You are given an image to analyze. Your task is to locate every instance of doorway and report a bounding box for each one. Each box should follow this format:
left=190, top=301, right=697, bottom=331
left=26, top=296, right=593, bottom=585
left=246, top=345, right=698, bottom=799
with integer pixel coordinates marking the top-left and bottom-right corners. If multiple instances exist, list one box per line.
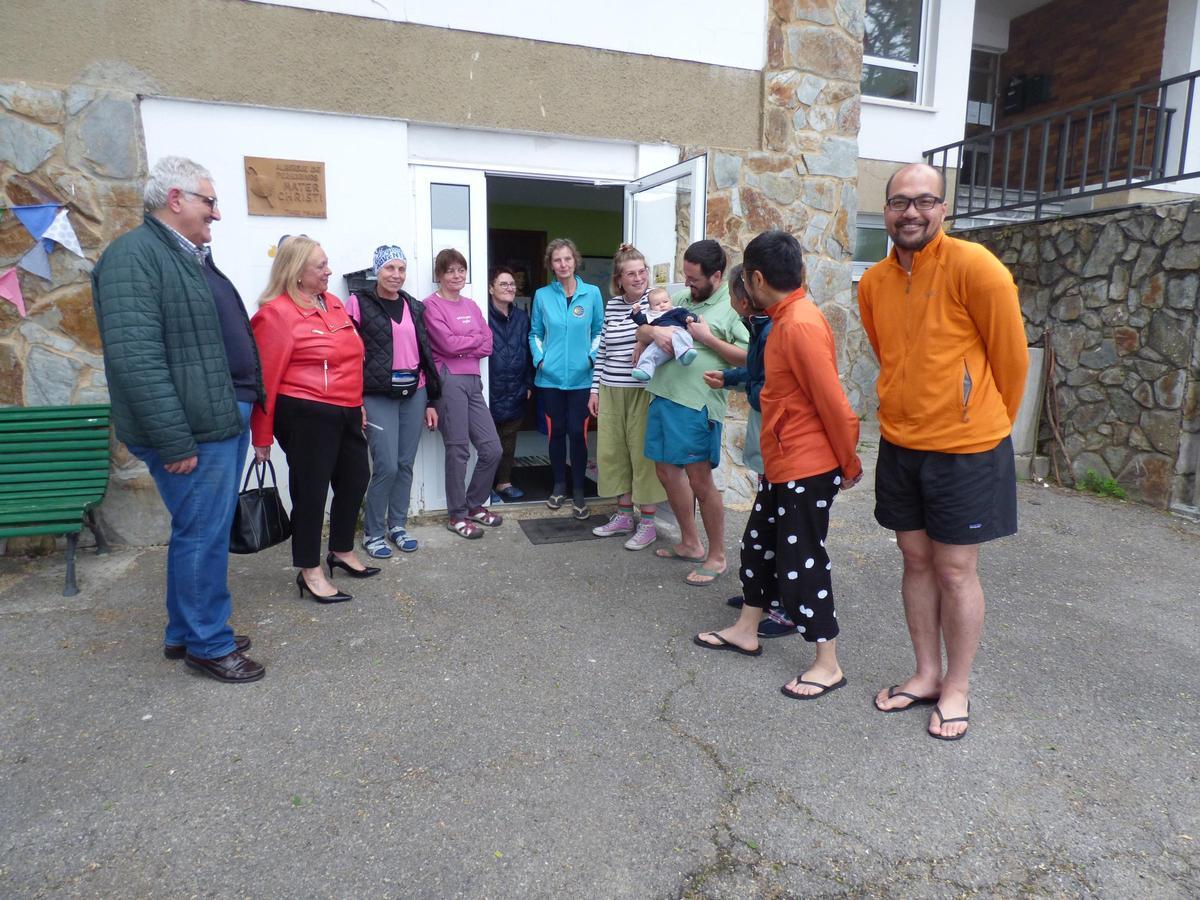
left=484, top=174, right=625, bottom=506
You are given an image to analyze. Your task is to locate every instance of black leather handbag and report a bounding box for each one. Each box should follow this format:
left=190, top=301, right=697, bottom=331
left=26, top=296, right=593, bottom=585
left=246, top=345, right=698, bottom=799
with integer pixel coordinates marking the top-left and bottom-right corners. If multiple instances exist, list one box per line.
left=230, top=460, right=292, bottom=554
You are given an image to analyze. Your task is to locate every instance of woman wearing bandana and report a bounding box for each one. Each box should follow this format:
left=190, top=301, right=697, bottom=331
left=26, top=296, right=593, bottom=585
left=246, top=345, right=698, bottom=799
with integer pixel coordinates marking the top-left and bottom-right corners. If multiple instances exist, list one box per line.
left=344, top=245, right=441, bottom=558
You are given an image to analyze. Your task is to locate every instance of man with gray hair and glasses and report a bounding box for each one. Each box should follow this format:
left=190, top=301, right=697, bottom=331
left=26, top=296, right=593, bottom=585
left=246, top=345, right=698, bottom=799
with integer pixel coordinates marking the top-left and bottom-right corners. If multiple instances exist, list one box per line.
left=92, top=157, right=267, bottom=683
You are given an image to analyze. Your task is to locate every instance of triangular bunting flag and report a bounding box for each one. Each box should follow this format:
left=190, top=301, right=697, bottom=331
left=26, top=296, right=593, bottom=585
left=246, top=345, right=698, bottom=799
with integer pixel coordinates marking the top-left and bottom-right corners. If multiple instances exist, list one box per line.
left=12, top=203, right=60, bottom=243
left=18, top=242, right=52, bottom=281
left=41, top=207, right=84, bottom=257
left=0, top=268, right=26, bottom=317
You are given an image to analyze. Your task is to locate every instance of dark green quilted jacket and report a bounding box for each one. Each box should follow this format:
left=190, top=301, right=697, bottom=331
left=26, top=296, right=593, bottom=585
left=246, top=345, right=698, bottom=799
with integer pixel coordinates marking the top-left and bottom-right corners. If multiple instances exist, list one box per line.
left=92, top=216, right=264, bottom=463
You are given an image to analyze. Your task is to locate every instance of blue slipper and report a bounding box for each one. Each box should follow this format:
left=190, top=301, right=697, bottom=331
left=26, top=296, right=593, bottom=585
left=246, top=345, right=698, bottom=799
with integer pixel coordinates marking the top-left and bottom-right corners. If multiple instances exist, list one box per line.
left=363, top=535, right=392, bottom=559
left=388, top=527, right=419, bottom=553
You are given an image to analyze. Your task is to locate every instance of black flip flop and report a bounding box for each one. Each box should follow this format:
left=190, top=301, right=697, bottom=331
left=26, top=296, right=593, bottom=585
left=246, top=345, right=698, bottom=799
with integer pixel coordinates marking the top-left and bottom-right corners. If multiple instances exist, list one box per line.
left=691, top=632, right=762, bottom=657
left=928, top=701, right=971, bottom=741
left=780, top=676, right=847, bottom=700
left=874, top=684, right=939, bottom=713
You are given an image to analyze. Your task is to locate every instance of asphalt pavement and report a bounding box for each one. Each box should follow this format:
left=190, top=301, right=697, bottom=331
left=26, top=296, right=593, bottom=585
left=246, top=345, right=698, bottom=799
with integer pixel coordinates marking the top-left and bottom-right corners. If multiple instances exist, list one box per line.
left=1, top=433, right=1197, bottom=898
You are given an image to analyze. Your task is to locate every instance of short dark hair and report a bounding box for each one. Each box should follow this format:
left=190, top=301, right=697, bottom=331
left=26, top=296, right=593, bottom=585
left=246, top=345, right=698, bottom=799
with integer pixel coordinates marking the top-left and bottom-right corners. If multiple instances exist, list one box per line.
left=434, top=247, right=468, bottom=279
left=488, top=265, right=516, bottom=287
left=884, top=163, right=947, bottom=201
left=742, top=230, right=804, bottom=293
left=683, top=240, right=726, bottom=278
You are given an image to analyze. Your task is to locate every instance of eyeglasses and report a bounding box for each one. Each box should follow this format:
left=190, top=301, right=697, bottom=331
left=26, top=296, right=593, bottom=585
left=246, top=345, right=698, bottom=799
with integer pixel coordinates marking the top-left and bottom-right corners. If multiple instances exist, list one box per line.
left=886, top=194, right=944, bottom=212
left=183, top=191, right=219, bottom=210
left=494, top=282, right=517, bottom=290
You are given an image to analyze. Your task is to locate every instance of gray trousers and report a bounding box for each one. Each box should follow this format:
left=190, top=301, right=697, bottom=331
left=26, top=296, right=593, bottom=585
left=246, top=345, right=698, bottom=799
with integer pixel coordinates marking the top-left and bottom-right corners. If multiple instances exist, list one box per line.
left=435, top=373, right=502, bottom=518
left=363, top=389, right=427, bottom=536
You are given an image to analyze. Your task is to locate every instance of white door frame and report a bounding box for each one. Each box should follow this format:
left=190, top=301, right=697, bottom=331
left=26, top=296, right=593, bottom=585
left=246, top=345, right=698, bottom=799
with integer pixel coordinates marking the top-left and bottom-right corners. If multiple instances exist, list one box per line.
left=411, top=165, right=490, bottom=515
left=623, top=154, right=708, bottom=246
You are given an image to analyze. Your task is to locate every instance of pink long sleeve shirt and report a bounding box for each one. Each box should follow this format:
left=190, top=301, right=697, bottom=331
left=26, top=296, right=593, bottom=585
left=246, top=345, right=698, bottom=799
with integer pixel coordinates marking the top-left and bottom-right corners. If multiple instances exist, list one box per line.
left=420, top=293, right=492, bottom=376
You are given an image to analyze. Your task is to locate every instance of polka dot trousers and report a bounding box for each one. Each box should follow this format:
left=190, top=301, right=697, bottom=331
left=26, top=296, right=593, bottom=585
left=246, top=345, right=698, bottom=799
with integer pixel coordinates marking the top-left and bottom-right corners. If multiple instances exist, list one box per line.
left=739, top=468, right=842, bottom=643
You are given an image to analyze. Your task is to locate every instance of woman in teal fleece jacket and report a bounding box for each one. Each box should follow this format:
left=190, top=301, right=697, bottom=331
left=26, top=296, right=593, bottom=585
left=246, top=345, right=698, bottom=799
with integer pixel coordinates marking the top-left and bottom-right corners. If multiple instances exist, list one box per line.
left=529, top=237, right=604, bottom=517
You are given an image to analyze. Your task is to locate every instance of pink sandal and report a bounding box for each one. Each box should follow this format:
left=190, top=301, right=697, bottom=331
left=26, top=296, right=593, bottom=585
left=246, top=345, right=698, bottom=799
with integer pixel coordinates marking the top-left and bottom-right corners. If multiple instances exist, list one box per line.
left=467, top=506, right=503, bottom=527
left=446, top=518, right=483, bottom=539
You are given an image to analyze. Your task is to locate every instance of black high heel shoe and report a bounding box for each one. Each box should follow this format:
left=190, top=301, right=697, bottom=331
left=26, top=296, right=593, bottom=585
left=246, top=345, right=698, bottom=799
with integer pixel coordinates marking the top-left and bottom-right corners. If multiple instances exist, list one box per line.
left=326, top=553, right=381, bottom=579
left=296, top=572, right=352, bottom=604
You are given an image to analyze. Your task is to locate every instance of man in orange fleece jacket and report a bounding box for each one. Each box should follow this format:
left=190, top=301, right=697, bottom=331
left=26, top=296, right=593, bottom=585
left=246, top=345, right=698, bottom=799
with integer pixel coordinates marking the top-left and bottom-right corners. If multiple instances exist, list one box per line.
left=858, top=163, right=1028, bottom=741
left=693, top=230, right=862, bottom=701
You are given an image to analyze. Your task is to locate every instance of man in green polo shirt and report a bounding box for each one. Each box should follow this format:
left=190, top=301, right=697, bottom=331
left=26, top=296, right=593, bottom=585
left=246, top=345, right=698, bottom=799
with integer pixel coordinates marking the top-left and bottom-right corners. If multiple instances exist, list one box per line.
left=636, top=240, right=749, bottom=587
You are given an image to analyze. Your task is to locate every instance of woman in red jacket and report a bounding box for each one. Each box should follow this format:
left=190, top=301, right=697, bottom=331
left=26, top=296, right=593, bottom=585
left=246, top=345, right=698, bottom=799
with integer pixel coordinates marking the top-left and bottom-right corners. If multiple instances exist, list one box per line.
left=251, top=236, right=377, bottom=603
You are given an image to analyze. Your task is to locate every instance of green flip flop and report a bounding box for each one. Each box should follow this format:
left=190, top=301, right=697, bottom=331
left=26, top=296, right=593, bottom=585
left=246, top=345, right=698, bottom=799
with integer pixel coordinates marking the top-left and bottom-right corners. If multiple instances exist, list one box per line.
left=685, top=565, right=726, bottom=587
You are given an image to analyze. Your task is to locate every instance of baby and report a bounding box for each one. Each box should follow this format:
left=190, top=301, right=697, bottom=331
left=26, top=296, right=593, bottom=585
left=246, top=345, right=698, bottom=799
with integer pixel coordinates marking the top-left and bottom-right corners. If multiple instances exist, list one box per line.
left=629, top=287, right=699, bottom=382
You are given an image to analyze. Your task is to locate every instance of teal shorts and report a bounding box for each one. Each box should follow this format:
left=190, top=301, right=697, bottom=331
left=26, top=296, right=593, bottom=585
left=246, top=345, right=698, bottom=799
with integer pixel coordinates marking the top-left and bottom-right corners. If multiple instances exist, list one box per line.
left=644, top=396, right=722, bottom=468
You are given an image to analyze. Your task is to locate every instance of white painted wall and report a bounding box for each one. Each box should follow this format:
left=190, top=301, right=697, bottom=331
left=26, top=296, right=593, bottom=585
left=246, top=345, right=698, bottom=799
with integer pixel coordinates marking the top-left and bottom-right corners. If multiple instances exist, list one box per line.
left=859, top=0, right=978, bottom=166
left=1154, top=0, right=1200, bottom=193
left=972, top=0, right=1054, bottom=51
left=243, top=0, right=768, bottom=71
left=141, top=98, right=412, bottom=310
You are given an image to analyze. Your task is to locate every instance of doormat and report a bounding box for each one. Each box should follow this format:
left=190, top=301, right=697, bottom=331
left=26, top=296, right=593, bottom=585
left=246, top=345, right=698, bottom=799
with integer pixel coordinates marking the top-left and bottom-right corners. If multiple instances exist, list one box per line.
left=518, top=514, right=612, bottom=545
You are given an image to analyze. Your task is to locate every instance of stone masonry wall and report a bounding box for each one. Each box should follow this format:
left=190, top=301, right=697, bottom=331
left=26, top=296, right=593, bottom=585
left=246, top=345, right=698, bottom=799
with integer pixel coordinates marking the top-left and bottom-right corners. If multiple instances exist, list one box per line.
left=694, top=0, right=870, bottom=507
left=0, top=80, right=165, bottom=546
left=957, top=200, right=1200, bottom=509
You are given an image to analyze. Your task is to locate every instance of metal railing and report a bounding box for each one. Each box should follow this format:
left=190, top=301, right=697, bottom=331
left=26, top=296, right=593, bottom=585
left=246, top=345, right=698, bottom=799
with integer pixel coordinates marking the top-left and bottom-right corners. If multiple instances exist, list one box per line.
left=925, top=69, right=1200, bottom=220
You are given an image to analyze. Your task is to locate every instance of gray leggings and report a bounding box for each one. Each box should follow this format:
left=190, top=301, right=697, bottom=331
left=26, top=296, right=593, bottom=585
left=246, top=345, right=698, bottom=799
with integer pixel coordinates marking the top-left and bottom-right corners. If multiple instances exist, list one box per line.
left=363, top=388, right=427, bottom=536
left=435, top=372, right=502, bottom=518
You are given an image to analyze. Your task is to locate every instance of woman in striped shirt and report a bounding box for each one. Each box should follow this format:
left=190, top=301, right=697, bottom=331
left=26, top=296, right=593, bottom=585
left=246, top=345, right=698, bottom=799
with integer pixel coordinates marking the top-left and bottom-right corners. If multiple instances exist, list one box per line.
left=587, top=244, right=668, bottom=549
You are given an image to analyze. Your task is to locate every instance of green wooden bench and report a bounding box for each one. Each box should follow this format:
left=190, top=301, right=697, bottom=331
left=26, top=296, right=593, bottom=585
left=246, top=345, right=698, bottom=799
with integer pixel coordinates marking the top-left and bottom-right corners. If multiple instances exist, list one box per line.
left=0, top=404, right=112, bottom=596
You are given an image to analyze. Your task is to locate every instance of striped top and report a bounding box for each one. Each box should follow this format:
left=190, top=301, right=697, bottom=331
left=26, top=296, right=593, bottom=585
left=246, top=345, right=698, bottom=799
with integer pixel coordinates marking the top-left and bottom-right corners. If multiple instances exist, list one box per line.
left=592, top=293, right=648, bottom=390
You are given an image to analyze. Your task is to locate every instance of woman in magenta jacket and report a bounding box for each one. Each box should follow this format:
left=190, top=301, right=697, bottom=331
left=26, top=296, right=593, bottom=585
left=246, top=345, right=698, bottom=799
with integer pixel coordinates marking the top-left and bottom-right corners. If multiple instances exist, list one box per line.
left=421, top=248, right=503, bottom=539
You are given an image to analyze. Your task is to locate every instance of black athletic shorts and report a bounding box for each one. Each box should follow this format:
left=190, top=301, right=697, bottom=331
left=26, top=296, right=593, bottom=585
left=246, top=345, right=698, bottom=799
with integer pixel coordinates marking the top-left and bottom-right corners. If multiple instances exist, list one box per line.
left=874, top=435, right=1017, bottom=545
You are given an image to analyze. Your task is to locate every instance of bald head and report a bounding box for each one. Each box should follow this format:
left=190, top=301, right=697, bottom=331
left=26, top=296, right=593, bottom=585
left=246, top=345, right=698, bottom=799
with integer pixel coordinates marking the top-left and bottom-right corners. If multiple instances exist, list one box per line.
left=885, top=163, right=946, bottom=202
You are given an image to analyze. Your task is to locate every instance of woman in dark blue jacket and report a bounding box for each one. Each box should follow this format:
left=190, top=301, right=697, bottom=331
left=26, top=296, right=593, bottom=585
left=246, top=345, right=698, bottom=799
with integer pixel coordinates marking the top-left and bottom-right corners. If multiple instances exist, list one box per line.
left=487, top=266, right=533, bottom=501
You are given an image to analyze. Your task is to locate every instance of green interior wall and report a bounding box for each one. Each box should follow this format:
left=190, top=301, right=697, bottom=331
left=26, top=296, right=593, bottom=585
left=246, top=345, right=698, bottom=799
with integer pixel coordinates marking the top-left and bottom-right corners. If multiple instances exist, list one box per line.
left=488, top=204, right=622, bottom=257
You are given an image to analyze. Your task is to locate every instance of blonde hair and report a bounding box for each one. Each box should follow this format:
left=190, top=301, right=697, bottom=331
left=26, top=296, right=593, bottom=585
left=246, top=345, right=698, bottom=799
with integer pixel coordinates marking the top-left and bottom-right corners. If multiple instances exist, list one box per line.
left=259, top=236, right=323, bottom=307
left=646, top=287, right=671, bottom=307
left=544, top=238, right=582, bottom=280
left=611, top=243, right=647, bottom=296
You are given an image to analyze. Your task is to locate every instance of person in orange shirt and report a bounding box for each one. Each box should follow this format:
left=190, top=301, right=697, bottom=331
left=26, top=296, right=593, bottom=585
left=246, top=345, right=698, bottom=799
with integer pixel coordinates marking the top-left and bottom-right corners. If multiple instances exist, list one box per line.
left=858, top=163, right=1028, bottom=741
left=693, top=231, right=862, bottom=701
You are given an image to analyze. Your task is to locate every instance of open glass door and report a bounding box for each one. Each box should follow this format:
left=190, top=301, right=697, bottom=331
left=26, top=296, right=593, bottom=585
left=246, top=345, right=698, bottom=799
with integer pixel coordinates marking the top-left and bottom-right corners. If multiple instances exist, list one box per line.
left=411, top=165, right=489, bottom=513
left=623, top=154, right=708, bottom=289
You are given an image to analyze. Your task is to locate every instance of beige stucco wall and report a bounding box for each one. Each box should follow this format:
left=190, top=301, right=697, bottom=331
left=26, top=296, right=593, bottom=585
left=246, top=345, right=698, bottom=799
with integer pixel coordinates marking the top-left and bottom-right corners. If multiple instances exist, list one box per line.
left=1, top=0, right=763, bottom=151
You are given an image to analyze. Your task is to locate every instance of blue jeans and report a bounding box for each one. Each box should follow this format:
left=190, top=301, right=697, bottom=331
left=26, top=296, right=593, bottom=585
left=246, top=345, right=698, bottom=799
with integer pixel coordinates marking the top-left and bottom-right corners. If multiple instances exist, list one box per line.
left=127, top=402, right=251, bottom=659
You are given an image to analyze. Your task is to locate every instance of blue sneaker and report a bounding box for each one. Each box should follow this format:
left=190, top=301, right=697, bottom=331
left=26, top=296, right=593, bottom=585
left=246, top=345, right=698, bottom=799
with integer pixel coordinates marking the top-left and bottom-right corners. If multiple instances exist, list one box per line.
left=363, top=535, right=392, bottom=559
left=630, top=368, right=651, bottom=382
left=496, top=484, right=525, bottom=501
left=388, top=526, right=419, bottom=553
left=679, top=348, right=698, bottom=366
left=758, top=615, right=799, bottom=639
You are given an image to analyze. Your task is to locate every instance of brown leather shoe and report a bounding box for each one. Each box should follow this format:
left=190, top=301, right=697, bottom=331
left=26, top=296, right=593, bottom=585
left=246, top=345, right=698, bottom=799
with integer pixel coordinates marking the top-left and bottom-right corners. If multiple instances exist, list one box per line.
left=164, top=634, right=251, bottom=660
left=184, top=650, right=265, bottom=683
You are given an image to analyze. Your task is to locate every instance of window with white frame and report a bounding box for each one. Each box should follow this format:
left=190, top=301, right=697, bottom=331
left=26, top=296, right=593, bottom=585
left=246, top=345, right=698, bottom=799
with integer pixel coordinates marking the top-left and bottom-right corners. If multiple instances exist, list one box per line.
left=852, top=215, right=890, bottom=282
left=861, top=0, right=928, bottom=104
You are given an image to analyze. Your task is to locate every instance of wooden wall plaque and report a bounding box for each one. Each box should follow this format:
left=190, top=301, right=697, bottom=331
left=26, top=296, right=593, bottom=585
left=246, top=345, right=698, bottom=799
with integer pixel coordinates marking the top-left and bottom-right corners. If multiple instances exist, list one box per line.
left=244, top=156, right=327, bottom=218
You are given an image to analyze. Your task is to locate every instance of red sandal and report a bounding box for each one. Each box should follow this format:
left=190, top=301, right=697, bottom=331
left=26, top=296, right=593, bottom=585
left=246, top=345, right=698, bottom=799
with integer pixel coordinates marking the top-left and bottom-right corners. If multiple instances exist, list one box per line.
left=467, top=506, right=503, bottom=527
left=446, top=518, right=483, bottom=539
